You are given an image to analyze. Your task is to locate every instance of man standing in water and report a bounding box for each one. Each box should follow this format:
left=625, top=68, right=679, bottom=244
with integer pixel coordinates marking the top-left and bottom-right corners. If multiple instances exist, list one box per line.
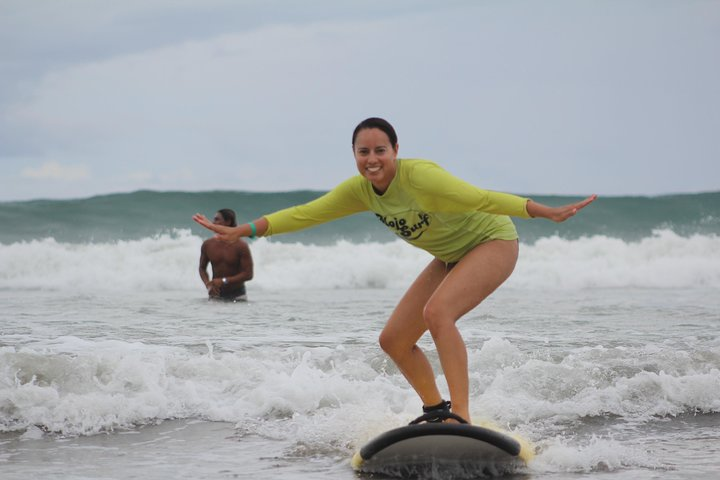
left=198, top=209, right=254, bottom=301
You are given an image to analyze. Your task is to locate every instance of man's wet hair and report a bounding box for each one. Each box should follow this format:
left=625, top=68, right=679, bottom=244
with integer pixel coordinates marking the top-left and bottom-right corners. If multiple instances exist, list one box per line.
left=218, top=208, right=237, bottom=227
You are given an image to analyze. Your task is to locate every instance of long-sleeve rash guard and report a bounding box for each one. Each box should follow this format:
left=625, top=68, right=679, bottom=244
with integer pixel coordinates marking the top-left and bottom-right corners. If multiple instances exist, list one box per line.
left=265, top=159, right=531, bottom=263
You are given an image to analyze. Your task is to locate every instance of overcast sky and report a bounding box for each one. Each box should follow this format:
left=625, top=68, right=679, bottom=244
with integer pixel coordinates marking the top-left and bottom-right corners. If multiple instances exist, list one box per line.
left=1, top=0, right=718, bottom=201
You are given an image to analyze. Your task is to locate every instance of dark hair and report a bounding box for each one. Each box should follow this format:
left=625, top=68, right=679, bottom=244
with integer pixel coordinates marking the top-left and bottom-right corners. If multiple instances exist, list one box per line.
left=217, top=208, right=237, bottom=227
left=352, top=117, right=398, bottom=148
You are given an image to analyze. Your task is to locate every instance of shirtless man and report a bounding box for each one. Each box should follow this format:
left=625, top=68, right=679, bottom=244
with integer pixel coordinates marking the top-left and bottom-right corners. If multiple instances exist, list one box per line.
left=198, top=209, right=254, bottom=301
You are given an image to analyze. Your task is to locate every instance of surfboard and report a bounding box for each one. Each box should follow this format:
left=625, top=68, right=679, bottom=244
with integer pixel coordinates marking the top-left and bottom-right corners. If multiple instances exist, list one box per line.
left=351, top=421, right=534, bottom=477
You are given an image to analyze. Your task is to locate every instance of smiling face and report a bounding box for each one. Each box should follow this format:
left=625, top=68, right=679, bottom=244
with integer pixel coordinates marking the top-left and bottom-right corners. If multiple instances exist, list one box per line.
left=353, top=127, right=398, bottom=194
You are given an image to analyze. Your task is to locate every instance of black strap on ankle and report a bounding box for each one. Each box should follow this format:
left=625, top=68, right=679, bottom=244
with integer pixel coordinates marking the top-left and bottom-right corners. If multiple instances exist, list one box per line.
left=409, top=410, right=469, bottom=425
left=422, top=400, right=451, bottom=414
left=408, top=400, right=469, bottom=425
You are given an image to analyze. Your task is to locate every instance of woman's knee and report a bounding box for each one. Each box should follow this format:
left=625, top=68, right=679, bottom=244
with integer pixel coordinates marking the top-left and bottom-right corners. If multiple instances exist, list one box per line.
left=422, top=301, right=454, bottom=336
left=378, top=328, right=398, bottom=355
left=378, top=328, right=413, bottom=358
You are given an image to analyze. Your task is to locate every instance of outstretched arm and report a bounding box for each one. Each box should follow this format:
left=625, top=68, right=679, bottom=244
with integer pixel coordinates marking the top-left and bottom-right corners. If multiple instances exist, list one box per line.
left=192, top=215, right=269, bottom=243
left=526, top=194, right=597, bottom=222
left=193, top=177, right=367, bottom=241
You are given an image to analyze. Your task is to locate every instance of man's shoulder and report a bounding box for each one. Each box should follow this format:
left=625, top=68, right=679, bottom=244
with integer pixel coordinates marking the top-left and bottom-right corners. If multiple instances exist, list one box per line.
left=223, top=238, right=251, bottom=252
left=233, top=238, right=250, bottom=249
left=202, top=237, right=228, bottom=250
left=203, top=238, right=251, bottom=257
left=204, top=237, right=247, bottom=246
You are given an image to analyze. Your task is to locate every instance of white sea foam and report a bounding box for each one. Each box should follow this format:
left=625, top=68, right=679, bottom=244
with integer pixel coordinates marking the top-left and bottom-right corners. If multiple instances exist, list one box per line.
left=511, top=229, right=720, bottom=289
left=0, top=229, right=718, bottom=292
left=0, top=339, right=410, bottom=437
left=473, top=341, right=720, bottom=425
left=2, top=334, right=718, bottom=439
left=531, top=436, right=660, bottom=474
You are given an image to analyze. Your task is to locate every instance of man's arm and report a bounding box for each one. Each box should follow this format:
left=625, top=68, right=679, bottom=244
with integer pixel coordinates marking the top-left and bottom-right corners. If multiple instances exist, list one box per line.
left=224, top=241, right=254, bottom=286
left=199, top=242, right=219, bottom=296
left=199, top=243, right=210, bottom=285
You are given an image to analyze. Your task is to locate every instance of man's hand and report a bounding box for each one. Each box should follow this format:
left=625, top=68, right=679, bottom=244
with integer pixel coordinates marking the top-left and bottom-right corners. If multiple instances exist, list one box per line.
left=206, top=280, right=221, bottom=297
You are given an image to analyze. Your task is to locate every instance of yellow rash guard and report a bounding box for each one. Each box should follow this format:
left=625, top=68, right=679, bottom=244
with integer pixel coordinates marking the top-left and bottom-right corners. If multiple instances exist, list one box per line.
left=264, top=159, right=531, bottom=263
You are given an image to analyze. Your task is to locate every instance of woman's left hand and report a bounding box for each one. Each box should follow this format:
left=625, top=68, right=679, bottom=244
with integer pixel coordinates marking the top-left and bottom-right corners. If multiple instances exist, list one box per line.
left=527, top=194, right=597, bottom=222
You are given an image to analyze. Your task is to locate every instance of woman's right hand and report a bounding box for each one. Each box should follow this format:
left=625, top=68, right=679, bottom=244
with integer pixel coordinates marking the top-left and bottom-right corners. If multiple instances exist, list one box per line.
left=193, top=213, right=242, bottom=243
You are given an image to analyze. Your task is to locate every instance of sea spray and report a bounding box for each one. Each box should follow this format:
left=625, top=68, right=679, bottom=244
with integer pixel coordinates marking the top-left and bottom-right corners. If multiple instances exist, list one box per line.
left=1, top=229, right=718, bottom=291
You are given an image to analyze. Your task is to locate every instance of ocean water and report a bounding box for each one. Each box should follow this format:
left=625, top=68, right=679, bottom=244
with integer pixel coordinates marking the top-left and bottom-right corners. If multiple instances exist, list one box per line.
left=1, top=191, right=719, bottom=479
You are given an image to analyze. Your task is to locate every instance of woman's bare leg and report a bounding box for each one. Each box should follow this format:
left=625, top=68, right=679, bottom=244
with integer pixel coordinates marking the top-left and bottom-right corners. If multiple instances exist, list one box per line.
left=379, top=258, right=449, bottom=407
left=423, top=240, right=518, bottom=423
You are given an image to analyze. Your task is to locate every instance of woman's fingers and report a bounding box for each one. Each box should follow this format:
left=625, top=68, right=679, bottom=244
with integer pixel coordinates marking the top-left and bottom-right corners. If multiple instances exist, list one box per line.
left=575, top=194, right=597, bottom=211
left=192, top=214, right=239, bottom=243
left=193, top=213, right=220, bottom=232
left=554, top=195, right=597, bottom=222
left=192, top=213, right=210, bottom=227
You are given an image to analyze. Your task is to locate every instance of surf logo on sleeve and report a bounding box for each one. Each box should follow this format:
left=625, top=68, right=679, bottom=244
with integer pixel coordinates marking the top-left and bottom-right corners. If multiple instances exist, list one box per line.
left=375, top=211, right=430, bottom=241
